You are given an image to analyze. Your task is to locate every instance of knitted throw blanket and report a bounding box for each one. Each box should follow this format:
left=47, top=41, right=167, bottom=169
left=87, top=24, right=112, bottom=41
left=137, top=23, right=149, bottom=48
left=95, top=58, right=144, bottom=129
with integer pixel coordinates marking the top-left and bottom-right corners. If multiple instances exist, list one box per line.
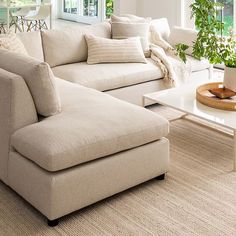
left=149, top=29, right=191, bottom=87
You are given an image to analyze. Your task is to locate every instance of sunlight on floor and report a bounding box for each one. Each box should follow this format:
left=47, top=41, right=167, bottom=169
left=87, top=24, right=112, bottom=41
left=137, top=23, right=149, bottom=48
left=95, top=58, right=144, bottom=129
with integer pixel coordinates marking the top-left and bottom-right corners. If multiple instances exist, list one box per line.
left=49, top=18, right=87, bottom=30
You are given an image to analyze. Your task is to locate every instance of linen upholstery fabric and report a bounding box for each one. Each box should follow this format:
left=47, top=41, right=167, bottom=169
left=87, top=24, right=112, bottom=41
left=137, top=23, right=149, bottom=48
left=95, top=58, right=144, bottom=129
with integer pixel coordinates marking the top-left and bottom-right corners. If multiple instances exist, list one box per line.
left=0, top=49, right=61, bottom=116
left=0, top=33, right=28, bottom=55
left=149, top=26, right=173, bottom=51
left=149, top=18, right=172, bottom=50
left=52, top=59, right=163, bottom=91
left=106, top=69, right=211, bottom=106
left=11, top=79, right=169, bottom=172
left=106, top=79, right=168, bottom=106
left=8, top=139, right=169, bottom=220
left=150, top=18, right=170, bottom=41
left=41, top=22, right=111, bottom=67
left=111, top=22, right=150, bottom=55
left=85, top=35, right=146, bottom=64
left=187, top=56, right=210, bottom=72
left=0, top=69, right=38, bottom=183
left=168, top=26, right=198, bottom=56
left=17, top=31, right=44, bottom=61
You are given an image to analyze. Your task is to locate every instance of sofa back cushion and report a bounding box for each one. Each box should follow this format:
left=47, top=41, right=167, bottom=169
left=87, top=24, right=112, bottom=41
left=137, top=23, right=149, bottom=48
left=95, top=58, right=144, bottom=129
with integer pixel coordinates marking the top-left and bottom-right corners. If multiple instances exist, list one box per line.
left=168, top=26, right=198, bottom=56
left=0, top=33, right=28, bottom=55
left=150, top=18, right=170, bottom=41
left=0, top=49, right=61, bottom=116
left=41, top=22, right=111, bottom=67
left=111, top=22, right=150, bottom=56
left=17, top=31, right=44, bottom=61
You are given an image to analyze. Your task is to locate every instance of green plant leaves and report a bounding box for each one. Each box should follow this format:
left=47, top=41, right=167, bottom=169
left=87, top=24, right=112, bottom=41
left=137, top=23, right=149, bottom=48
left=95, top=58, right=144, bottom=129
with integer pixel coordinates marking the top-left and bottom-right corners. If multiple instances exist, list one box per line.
left=176, top=0, right=236, bottom=67
left=176, top=44, right=189, bottom=63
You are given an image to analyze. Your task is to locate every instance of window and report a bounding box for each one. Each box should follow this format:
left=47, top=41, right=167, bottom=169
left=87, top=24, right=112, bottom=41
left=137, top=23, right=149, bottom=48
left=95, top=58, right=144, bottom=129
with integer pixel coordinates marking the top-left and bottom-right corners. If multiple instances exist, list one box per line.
left=83, top=0, right=98, bottom=17
left=213, top=0, right=234, bottom=36
left=63, top=0, right=78, bottom=14
left=106, top=0, right=113, bottom=18
left=61, top=0, right=113, bottom=23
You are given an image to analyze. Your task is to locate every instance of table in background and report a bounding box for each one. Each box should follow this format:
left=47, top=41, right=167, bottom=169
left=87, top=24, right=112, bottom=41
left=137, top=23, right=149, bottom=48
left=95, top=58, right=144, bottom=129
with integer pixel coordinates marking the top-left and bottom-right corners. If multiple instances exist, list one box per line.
left=0, top=2, right=52, bottom=32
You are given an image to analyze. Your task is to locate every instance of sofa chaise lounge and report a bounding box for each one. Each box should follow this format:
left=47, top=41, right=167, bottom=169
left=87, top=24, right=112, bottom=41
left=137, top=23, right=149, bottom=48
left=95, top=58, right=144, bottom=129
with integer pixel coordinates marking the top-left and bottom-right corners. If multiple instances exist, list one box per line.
left=0, top=33, right=170, bottom=227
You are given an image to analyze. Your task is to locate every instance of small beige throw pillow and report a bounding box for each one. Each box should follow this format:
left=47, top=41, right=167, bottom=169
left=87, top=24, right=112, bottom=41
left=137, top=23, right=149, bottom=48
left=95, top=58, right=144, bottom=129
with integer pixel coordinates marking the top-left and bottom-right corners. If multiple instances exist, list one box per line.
left=85, top=34, right=146, bottom=65
left=0, top=49, right=61, bottom=117
left=110, top=14, right=151, bottom=57
left=0, top=33, right=28, bottom=55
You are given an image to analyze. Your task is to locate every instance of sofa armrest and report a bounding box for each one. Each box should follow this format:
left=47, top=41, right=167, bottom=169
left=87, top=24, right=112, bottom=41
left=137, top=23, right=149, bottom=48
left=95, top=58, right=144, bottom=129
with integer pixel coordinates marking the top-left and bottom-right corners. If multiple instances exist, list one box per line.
left=168, top=26, right=198, bottom=55
left=0, top=68, right=38, bottom=183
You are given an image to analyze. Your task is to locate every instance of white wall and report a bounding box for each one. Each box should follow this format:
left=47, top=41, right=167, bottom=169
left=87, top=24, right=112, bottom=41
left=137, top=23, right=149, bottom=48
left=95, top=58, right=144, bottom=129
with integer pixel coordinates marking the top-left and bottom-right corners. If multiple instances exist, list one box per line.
left=136, top=0, right=183, bottom=28
left=55, top=0, right=194, bottom=28
left=136, top=0, right=195, bottom=28
left=184, top=0, right=194, bottom=28
left=114, top=0, right=137, bottom=15
left=52, top=0, right=59, bottom=19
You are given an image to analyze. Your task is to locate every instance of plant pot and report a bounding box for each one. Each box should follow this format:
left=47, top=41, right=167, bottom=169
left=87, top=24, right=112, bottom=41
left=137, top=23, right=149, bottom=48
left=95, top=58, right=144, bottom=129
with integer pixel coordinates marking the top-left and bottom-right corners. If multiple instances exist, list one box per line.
left=223, top=67, right=236, bottom=92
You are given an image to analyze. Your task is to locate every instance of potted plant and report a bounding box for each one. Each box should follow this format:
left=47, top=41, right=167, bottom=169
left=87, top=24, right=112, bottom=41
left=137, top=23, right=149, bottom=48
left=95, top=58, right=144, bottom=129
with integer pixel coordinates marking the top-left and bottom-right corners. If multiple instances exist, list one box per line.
left=176, top=0, right=236, bottom=92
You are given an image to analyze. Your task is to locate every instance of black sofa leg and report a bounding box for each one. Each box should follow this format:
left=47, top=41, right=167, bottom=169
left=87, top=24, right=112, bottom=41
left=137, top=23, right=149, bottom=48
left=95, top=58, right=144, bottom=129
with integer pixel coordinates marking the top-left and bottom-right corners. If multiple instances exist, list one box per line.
left=48, top=218, right=59, bottom=227
left=156, top=173, right=165, bottom=180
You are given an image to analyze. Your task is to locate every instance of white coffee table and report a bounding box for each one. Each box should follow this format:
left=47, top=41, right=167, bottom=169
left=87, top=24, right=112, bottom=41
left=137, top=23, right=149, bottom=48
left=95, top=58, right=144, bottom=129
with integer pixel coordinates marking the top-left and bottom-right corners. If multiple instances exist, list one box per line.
left=143, top=82, right=236, bottom=171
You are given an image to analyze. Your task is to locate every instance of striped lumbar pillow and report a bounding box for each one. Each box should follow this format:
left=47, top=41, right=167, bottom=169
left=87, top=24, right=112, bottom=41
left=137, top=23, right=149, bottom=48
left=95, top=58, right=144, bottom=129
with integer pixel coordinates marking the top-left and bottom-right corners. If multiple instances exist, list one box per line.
left=85, top=34, right=147, bottom=65
left=111, top=22, right=150, bottom=57
left=110, top=14, right=151, bottom=57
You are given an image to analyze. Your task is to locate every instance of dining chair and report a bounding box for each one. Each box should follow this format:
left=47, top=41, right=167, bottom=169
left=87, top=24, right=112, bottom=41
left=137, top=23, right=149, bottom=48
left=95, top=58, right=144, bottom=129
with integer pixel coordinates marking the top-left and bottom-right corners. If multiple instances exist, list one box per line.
left=0, top=9, right=7, bottom=34
left=0, top=21, right=6, bottom=34
left=10, top=7, right=31, bottom=32
left=24, top=5, right=50, bottom=31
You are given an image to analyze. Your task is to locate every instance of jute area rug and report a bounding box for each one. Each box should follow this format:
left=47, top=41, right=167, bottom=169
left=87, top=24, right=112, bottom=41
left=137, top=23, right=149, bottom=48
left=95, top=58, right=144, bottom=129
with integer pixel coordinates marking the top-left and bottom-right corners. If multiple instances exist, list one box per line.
left=1, top=105, right=236, bottom=236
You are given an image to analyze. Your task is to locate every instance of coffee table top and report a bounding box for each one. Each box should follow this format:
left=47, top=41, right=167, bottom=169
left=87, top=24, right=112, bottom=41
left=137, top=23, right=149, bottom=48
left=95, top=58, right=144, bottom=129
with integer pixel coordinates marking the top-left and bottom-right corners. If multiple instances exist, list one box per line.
left=144, top=81, right=236, bottom=130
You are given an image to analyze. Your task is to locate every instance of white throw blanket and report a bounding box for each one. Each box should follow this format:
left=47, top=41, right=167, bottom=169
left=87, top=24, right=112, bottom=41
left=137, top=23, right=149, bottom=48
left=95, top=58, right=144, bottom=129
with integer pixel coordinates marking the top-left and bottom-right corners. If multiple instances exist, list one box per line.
left=149, top=29, right=191, bottom=87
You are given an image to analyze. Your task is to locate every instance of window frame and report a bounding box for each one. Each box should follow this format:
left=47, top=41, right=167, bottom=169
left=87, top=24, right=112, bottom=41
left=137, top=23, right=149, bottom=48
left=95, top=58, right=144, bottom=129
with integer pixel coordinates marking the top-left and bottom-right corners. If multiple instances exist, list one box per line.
left=60, top=0, right=109, bottom=24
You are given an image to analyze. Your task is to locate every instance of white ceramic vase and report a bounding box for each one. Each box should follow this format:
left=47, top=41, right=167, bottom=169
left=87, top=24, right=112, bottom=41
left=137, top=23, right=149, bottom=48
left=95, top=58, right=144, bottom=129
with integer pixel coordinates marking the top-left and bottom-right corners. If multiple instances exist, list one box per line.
left=223, top=67, right=236, bottom=92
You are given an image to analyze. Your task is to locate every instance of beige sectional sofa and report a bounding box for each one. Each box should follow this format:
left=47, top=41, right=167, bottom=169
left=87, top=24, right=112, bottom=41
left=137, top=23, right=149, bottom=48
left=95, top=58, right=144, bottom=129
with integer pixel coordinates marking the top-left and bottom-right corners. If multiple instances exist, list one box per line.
left=17, top=19, right=212, bottom=105
left=0, top=19, right=210, bottom=227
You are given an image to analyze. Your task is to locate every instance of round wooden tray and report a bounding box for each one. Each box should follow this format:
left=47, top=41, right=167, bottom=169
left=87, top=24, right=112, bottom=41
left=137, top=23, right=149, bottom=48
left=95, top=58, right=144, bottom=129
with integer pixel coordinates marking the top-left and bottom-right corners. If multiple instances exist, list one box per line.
left=196, top=82, right=236, bottom=111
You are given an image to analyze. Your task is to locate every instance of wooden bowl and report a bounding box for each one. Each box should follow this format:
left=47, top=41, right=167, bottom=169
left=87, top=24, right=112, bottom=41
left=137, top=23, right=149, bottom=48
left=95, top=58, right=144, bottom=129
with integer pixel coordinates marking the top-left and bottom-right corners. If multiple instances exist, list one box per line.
left=196, top=82, right=236, bottom=111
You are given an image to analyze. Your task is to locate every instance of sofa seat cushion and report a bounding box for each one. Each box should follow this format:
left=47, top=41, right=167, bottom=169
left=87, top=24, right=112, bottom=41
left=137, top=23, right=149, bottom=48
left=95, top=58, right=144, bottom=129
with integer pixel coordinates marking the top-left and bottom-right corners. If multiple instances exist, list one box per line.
left=52, top=59, right=163, bottom=92
left=41, top=22, right=111, bottom=67
left=11, top=79, right=169, bottom=172
left=187, top=56, right=210, bottom=72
